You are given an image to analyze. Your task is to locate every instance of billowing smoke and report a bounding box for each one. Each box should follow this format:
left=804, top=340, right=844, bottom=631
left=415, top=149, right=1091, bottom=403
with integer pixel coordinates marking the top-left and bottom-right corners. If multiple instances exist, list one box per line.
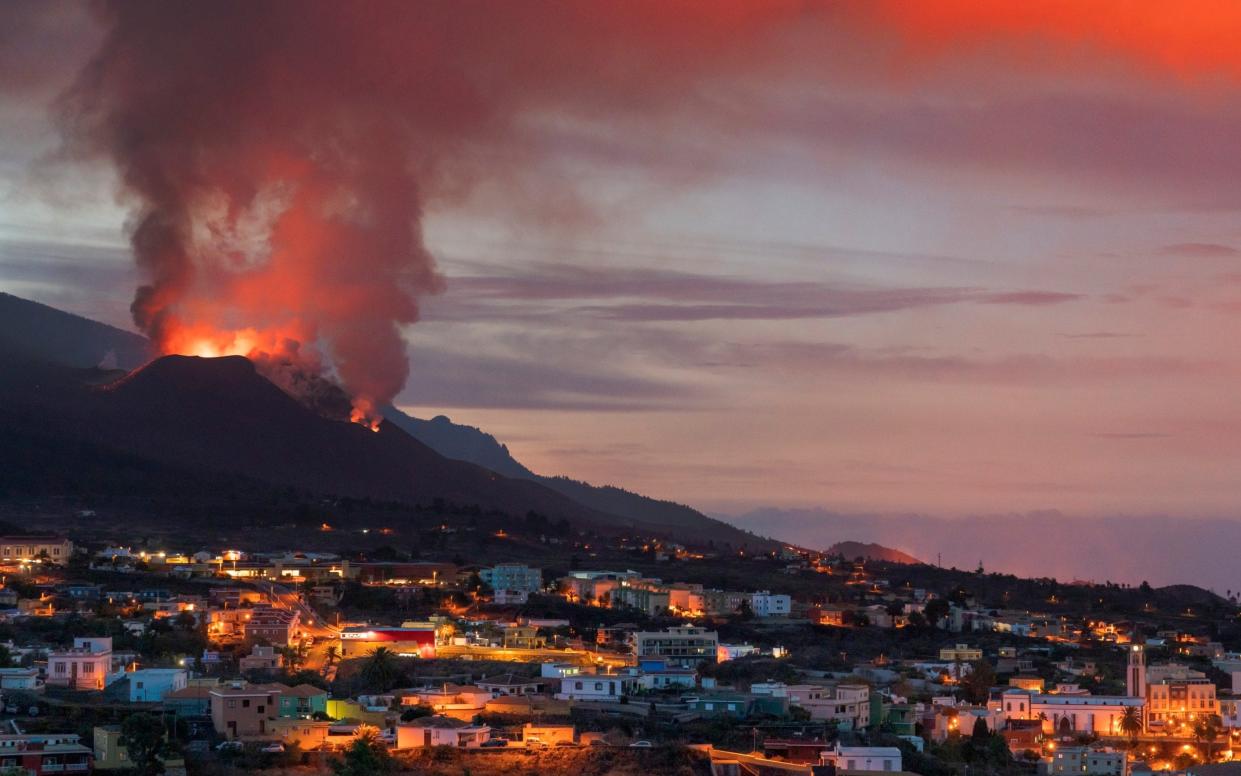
left=54, top=0, right=809, bottom=426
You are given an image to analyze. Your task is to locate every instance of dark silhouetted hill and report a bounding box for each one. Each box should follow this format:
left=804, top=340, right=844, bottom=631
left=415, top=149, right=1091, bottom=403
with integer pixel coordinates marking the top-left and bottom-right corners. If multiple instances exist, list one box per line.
left=0, top=292, right=149, bottom=369
left=826, top=541, right=921, bottom=564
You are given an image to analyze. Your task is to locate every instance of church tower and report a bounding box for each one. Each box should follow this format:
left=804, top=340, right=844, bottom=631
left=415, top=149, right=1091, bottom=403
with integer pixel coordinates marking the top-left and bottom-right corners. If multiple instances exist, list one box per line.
left=1127, top=643, right=1147, bottom=698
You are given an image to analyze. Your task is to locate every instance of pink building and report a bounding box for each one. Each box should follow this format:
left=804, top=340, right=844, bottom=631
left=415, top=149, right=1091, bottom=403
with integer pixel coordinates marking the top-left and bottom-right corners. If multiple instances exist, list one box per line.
left=47, top=637, right=112, bottom=691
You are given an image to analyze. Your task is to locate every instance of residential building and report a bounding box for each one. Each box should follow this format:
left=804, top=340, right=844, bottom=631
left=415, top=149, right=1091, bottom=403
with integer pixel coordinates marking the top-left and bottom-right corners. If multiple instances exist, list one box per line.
left=637, top=659, right=696, bottom=690
left=243, top=607, right=299, bottom=647
left=492, top=589, right=529, bottom=604
left=163, top=685, right=213, bottom=718
left=611, top=580, right=672, bottom=616
left=479, top=564, right=542, bottom=595
left=210, top=682, right=282, bottom=740
left=47, top=637, right=113, bottom=691
left=0, top=536, right=73, bottom=565
left=501, top=624, right=542, bottom=649
left=238, top=645, right=283, bottom=673
left=276, top=684, right=328, bottom=719
left=717, top=643, right=759, bottom=662
left=1048, top=747, right=1126, bottom=776
left=631, top=625, right=718, bottom=668
left=0, top=667, right=41, bottom=691
left=939, top=644, right=983, bottom=661
left=821, top=744, right=902, bottom=773
left=555, top=672, right=638, bottom=701
left=476, top=673, right=543, bottom=696
left=93, top=725, right=183, bottom=772
left=406, top=684, right=492, bottom=713
left=0, top=733, right=93, bottom=774
left=394, top=716, right=490, bottom=749
left=690, top=694, right=754, bottom=718
left=522, top=724, right=576, bottom=746
left=106, top=668, right=188, bottom=702
left=750, top=591, right=791, bottom=618
left=1146, top=662, right=1219, bottom=730
left=752, top=682, right=871, bottom=728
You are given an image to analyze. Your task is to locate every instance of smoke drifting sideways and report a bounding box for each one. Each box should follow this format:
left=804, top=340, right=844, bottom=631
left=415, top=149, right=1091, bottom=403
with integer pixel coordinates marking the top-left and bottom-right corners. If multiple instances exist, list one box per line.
left=52, top=0, right=1241, bottom=428
left=52, top=0, right=811, bottom=427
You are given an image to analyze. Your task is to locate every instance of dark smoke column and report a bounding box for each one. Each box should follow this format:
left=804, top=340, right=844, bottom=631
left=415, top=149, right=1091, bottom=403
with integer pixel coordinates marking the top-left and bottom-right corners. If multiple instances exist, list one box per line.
left=55, top=0, right=806, bottom=422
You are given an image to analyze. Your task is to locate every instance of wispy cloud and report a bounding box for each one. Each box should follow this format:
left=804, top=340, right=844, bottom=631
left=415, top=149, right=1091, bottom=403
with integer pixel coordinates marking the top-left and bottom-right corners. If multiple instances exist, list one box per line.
left=1159, top=242, right=1238, bottom=258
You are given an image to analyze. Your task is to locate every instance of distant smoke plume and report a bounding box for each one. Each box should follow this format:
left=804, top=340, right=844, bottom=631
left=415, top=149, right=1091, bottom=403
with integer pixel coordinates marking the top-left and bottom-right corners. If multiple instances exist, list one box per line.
left=54, top=0, right=807, bottom=425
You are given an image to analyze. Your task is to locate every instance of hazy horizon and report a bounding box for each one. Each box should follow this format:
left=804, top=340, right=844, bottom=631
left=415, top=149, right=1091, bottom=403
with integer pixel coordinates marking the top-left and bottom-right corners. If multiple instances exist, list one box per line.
left=724, top=507, right=1238, bottom=593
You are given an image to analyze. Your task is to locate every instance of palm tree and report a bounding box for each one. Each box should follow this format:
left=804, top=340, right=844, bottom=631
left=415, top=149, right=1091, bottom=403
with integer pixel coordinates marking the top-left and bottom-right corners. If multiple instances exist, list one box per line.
left=1194, top=715, right=1222, bottom=761
left=1119, top=706, right=1142, bottom=746
left=324, top=646, right=340, bottom=667
left=360, top=647, right=401, bottom=692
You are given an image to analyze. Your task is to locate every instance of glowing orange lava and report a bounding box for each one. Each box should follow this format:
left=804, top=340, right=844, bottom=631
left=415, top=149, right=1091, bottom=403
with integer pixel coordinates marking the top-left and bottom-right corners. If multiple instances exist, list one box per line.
left=162, top=322, right=383, bottom=431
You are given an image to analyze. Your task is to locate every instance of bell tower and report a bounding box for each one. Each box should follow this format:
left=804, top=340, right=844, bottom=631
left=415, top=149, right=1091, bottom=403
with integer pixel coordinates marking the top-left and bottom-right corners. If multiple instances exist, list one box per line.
left=1127, top=643, right=1146, bottom=698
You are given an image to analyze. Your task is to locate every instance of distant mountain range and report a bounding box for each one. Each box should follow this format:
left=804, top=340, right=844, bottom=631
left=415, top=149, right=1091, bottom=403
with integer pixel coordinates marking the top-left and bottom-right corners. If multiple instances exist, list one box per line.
left=0, top=292, right=774, bottom=550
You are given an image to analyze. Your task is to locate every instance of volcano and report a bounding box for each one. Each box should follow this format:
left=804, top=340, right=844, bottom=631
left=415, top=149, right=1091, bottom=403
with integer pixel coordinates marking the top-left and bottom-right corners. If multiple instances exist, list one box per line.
left=0, top=295, right=775, bottom=549
left=0, top=353, right=623, bottom=527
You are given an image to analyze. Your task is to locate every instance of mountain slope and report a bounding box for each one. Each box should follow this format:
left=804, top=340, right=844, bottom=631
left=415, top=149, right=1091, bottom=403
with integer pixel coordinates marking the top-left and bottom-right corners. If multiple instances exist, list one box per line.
left=0, top=355, right=616, bottom=528
left=0, top=292, right=775, bottom=549
left=381, top=409, right=535, bottom=479
left=0, top=292, right=150, bottom=369
left=381, top=406, right=766, bottom=546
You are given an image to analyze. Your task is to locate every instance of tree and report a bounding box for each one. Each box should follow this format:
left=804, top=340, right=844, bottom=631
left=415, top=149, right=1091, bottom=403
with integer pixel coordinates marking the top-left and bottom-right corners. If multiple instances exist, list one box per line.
left=1119, top=706, right=1142, bottom=745
left=119, top=712, right=169, bottom=776
left=959, top=660, right=996, bottom=705
left=360, top=647, right=401, bottom=692
left=1194, top=714, right=1222, bottom=761
left=971, top=717, right=989, bottom=740
left=734, top=599, right=754, bottom=621
left=324, top=645, right=340, bottom=667
left=330, top=726, right=391, bottom=776
left=924, top=599, right=950, bottom=628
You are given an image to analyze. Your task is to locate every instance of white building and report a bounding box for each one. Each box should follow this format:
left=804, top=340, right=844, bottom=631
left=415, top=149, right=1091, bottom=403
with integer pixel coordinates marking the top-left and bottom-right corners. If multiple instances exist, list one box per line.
left=0, top=668, right=41, bottom=691
left=717, top=643, right=759, bottom=662
left=47, top=637, right=113, bottom=691
left=821, top=744, right=902, bottom=772
left=1002, top=689, right=1144, bottom=736
left=395, top=716, right=490, bottom=749
left=750, top=591, right=791, bottom=618
left=554, top=673, right=638, bottom=701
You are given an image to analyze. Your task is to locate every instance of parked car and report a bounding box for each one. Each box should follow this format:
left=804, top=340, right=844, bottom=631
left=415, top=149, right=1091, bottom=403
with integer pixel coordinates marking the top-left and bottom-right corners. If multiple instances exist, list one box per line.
left=555, top=740, right=578, bottom=747
left=480, top=739, right=508, bottom=748
left=216, top=741, right=243, bottom=751
left=261, top=743, right=285, bottom=753
left=630, top=740, right=653, bottom=748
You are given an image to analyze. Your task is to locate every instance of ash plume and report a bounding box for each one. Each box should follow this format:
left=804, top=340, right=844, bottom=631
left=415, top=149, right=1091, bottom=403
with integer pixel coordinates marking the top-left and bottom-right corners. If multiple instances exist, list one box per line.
left=52, top=0, right=809, bottom=424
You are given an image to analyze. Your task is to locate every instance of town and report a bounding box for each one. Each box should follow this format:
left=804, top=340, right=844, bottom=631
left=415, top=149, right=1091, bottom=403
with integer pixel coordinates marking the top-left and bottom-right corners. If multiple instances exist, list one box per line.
left=0, top=527, right=1238, bottom=776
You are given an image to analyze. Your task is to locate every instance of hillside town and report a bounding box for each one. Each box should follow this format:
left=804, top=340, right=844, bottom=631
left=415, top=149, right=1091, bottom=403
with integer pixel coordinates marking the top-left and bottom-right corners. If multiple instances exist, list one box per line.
left=0, top=530, right=1239, bottom=776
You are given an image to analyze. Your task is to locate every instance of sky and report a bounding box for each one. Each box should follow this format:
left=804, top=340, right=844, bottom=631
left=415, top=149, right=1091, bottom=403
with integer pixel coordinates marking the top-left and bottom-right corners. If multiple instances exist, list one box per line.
left=6, top=3, right=1241, bottom=562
